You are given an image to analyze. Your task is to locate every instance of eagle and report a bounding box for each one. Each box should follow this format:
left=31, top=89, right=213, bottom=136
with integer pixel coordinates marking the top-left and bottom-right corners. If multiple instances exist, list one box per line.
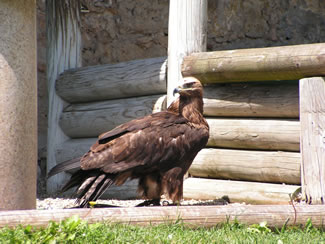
left=48, top=77, right=209, bottom=207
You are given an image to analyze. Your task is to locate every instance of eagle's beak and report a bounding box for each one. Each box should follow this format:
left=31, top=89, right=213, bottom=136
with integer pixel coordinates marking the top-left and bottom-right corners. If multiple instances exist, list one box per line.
left=173, top=87, right=180, bottom=97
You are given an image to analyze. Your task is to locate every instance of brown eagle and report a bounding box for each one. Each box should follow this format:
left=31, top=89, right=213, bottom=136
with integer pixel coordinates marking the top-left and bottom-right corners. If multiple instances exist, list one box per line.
left=48, top=77, right=209, bottom=207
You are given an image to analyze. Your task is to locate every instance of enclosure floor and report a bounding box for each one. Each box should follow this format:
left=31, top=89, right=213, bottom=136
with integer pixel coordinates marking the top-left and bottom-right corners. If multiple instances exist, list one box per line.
left=36, top=197, right=232, bottom=210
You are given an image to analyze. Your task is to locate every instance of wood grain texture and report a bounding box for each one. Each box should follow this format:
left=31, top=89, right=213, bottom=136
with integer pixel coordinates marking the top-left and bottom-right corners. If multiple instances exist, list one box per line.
left=207, top=118, right=300, bottom=151
left=203, top=81, right=299, bottom=118
left=56, top=57, right=167, bottom=103
left=183, top=178, right=300, bottom=204
left=56, top=140, right=301, bottom=185
left=59, top=94, right=165, bottom=138
left=300, top=77, right=325, bottom=204
left=182, top=43, right=325, bottom=83
left=167, top=0, right=207, bottom=105
left=59, top=117, right=300, bottom=151
left=3, top=204, right=323, bottom=228
left=189, top=148, right=301, bottom=184
left=46, top=0, right=82, bottom=194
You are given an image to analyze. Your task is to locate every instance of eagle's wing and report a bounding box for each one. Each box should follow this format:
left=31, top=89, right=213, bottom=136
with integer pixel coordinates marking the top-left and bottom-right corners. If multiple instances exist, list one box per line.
left=79, top=111, right=196, bottom=174
left=47, top=112, right=187, bottom=178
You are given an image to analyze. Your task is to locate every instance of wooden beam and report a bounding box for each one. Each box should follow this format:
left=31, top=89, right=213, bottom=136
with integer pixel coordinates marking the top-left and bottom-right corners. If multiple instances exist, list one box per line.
left=56, top=141, right=301, bottom=185
left=167, top=0, right=207, bottom=105
left=183, top=178, right=300, bottom=205
left=182, top=43, right=325, bottom=83
left=189, top=148, right=301, bottom=185
left=46, top=0, right=82, bottom=194
left=2, top=205, right=324, bottom=229
left=59, top=117, right=300, bottom=150
left=55, top=142, right=301, bottom=200
left=56, top=57, right=167, bottom=103
left=300, top=77, right=325, bottom=204
left=203, top=81, right=299, bottom=118
left=59, top=94, right=165, bottom=138
left=207, top=118, right=300, bottom=151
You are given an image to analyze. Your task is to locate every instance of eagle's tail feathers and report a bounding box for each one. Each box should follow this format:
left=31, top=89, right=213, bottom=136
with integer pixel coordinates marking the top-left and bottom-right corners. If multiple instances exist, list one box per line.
left=47, top=157, right=82, bottom=178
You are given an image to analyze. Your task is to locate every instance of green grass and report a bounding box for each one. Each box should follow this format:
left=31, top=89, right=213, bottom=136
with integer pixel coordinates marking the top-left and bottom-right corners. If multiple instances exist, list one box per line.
left=1, top=216, right=325, bottom=244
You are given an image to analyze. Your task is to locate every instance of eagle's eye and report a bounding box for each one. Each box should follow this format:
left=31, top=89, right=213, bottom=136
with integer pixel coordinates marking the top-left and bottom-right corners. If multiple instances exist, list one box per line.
left=183, top=81, right=196, bottom=88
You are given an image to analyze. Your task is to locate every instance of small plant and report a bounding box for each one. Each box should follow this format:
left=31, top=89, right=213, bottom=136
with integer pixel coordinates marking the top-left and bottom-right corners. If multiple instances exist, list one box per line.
left=247, top=221, right=272, bottom=234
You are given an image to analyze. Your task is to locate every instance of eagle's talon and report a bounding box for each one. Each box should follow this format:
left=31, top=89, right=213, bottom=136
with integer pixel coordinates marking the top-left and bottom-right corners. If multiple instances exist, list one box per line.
left=136, top=199, right=161, bottom=207
left=162, top=200, right=169, bottom=206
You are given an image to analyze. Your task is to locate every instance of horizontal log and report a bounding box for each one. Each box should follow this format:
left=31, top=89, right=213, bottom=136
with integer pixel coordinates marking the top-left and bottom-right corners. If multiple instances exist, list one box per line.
left=203, top=81, right=299, bottom=118
left=59, top=94, right=165, bottom=138
left=56, top=138, right=96, bottom=164
left=2, top=204, right=324, bottom=229
left=59, top=118, right=300, bottom=151
left=56, top=140, right=301, bottom=198
left=56, top=140, right=301, bottom=183
left=56, top=57, right=167, bottom=103
left=207, top=118, right=300, bottom=151
left=189, top=148, right=301, bottom=184
left=56, top=139, right=139, bottom=199
left=183, top=178, right=300, bottom=205
left=182, top=43, right=325, bottom=83
left=101, top=179, right=138, bottom=200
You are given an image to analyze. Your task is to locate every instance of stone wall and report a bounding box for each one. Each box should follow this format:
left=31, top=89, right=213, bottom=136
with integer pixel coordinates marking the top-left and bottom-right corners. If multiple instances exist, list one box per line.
left=36, top=0, right=325, bottom=194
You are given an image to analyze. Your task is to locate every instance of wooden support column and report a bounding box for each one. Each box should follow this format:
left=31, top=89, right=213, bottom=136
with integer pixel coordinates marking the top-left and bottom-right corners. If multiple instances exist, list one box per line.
left=167, top=0, right=207, bottom=105
left=0, top=0, right=37, bottom=210
left=46, top=0, right=82, bottom=194
left=300, top=77, right=325, bottom=204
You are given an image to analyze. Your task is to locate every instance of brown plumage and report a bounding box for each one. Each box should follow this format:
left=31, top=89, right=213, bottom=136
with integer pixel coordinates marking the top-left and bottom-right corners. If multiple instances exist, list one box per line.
left=48, top=77, right=209, bottom=207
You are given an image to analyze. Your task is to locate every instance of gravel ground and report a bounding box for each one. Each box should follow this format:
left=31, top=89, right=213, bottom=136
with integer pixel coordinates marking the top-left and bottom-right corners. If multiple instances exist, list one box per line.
left=36, top=197, right=231, bottom=210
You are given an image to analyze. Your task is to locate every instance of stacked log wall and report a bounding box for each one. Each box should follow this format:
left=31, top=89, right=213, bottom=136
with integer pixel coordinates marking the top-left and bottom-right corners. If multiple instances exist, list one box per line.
left=55, top=68, right=302, bottom=204
left=54, top=43, right=325, bottom=203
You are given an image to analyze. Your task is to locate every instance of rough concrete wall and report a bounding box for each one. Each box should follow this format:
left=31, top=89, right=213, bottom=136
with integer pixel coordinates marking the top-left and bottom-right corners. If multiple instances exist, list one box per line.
left=207, top=0, right=325, bottom=51
left=0, top=0, right=37, bottom=209
left=36, top=0, right=325, bottom=195
left=80, top=0, right=169, bottom=65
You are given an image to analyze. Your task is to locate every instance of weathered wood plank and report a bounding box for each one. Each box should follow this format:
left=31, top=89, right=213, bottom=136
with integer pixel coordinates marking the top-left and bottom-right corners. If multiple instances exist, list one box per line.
left=59, top=94, right=165, bottom=138
left=189, top=148, right=301, bottom=184
left=167, top=0, right=207, bottom=105
left=203, top=81, right=299, bottom=118
left=56, top=140, right=301, bottom=185
left=300, top=77, right=325, bottom=204
left=56, top=57, right=167, bottom=103
left=55, top=138, right=138, bottom=200
left=1, top=205, right=325, bottom=228
left=207, top=118, right=300, bottom=151
left=183, top=178, right=300, bottom=205
left=182, top=43, right=325, bottom=83
left=59, top=117, right=300, bottom=151
left=46, top=0, right=82, bottom=194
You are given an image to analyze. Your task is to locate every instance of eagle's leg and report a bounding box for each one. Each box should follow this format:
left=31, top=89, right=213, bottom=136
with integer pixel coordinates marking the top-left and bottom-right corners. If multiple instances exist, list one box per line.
left=136, top=198, right=161, bottom=207
left=136, top=174, right=162, bottom=207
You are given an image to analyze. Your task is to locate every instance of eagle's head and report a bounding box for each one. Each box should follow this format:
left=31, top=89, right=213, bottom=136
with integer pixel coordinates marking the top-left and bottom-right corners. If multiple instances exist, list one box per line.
left=173, top=77, right=203, bottom=97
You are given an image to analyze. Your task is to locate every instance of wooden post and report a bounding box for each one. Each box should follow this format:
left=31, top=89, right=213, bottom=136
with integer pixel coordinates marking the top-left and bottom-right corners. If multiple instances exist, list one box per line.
left=299, top=77, right=325, bottom=204
left=0, top=0, right=37, bottom=210
left=46, top=0, right=82, bottom=194
left=167, top=0, right=207, bottom=105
